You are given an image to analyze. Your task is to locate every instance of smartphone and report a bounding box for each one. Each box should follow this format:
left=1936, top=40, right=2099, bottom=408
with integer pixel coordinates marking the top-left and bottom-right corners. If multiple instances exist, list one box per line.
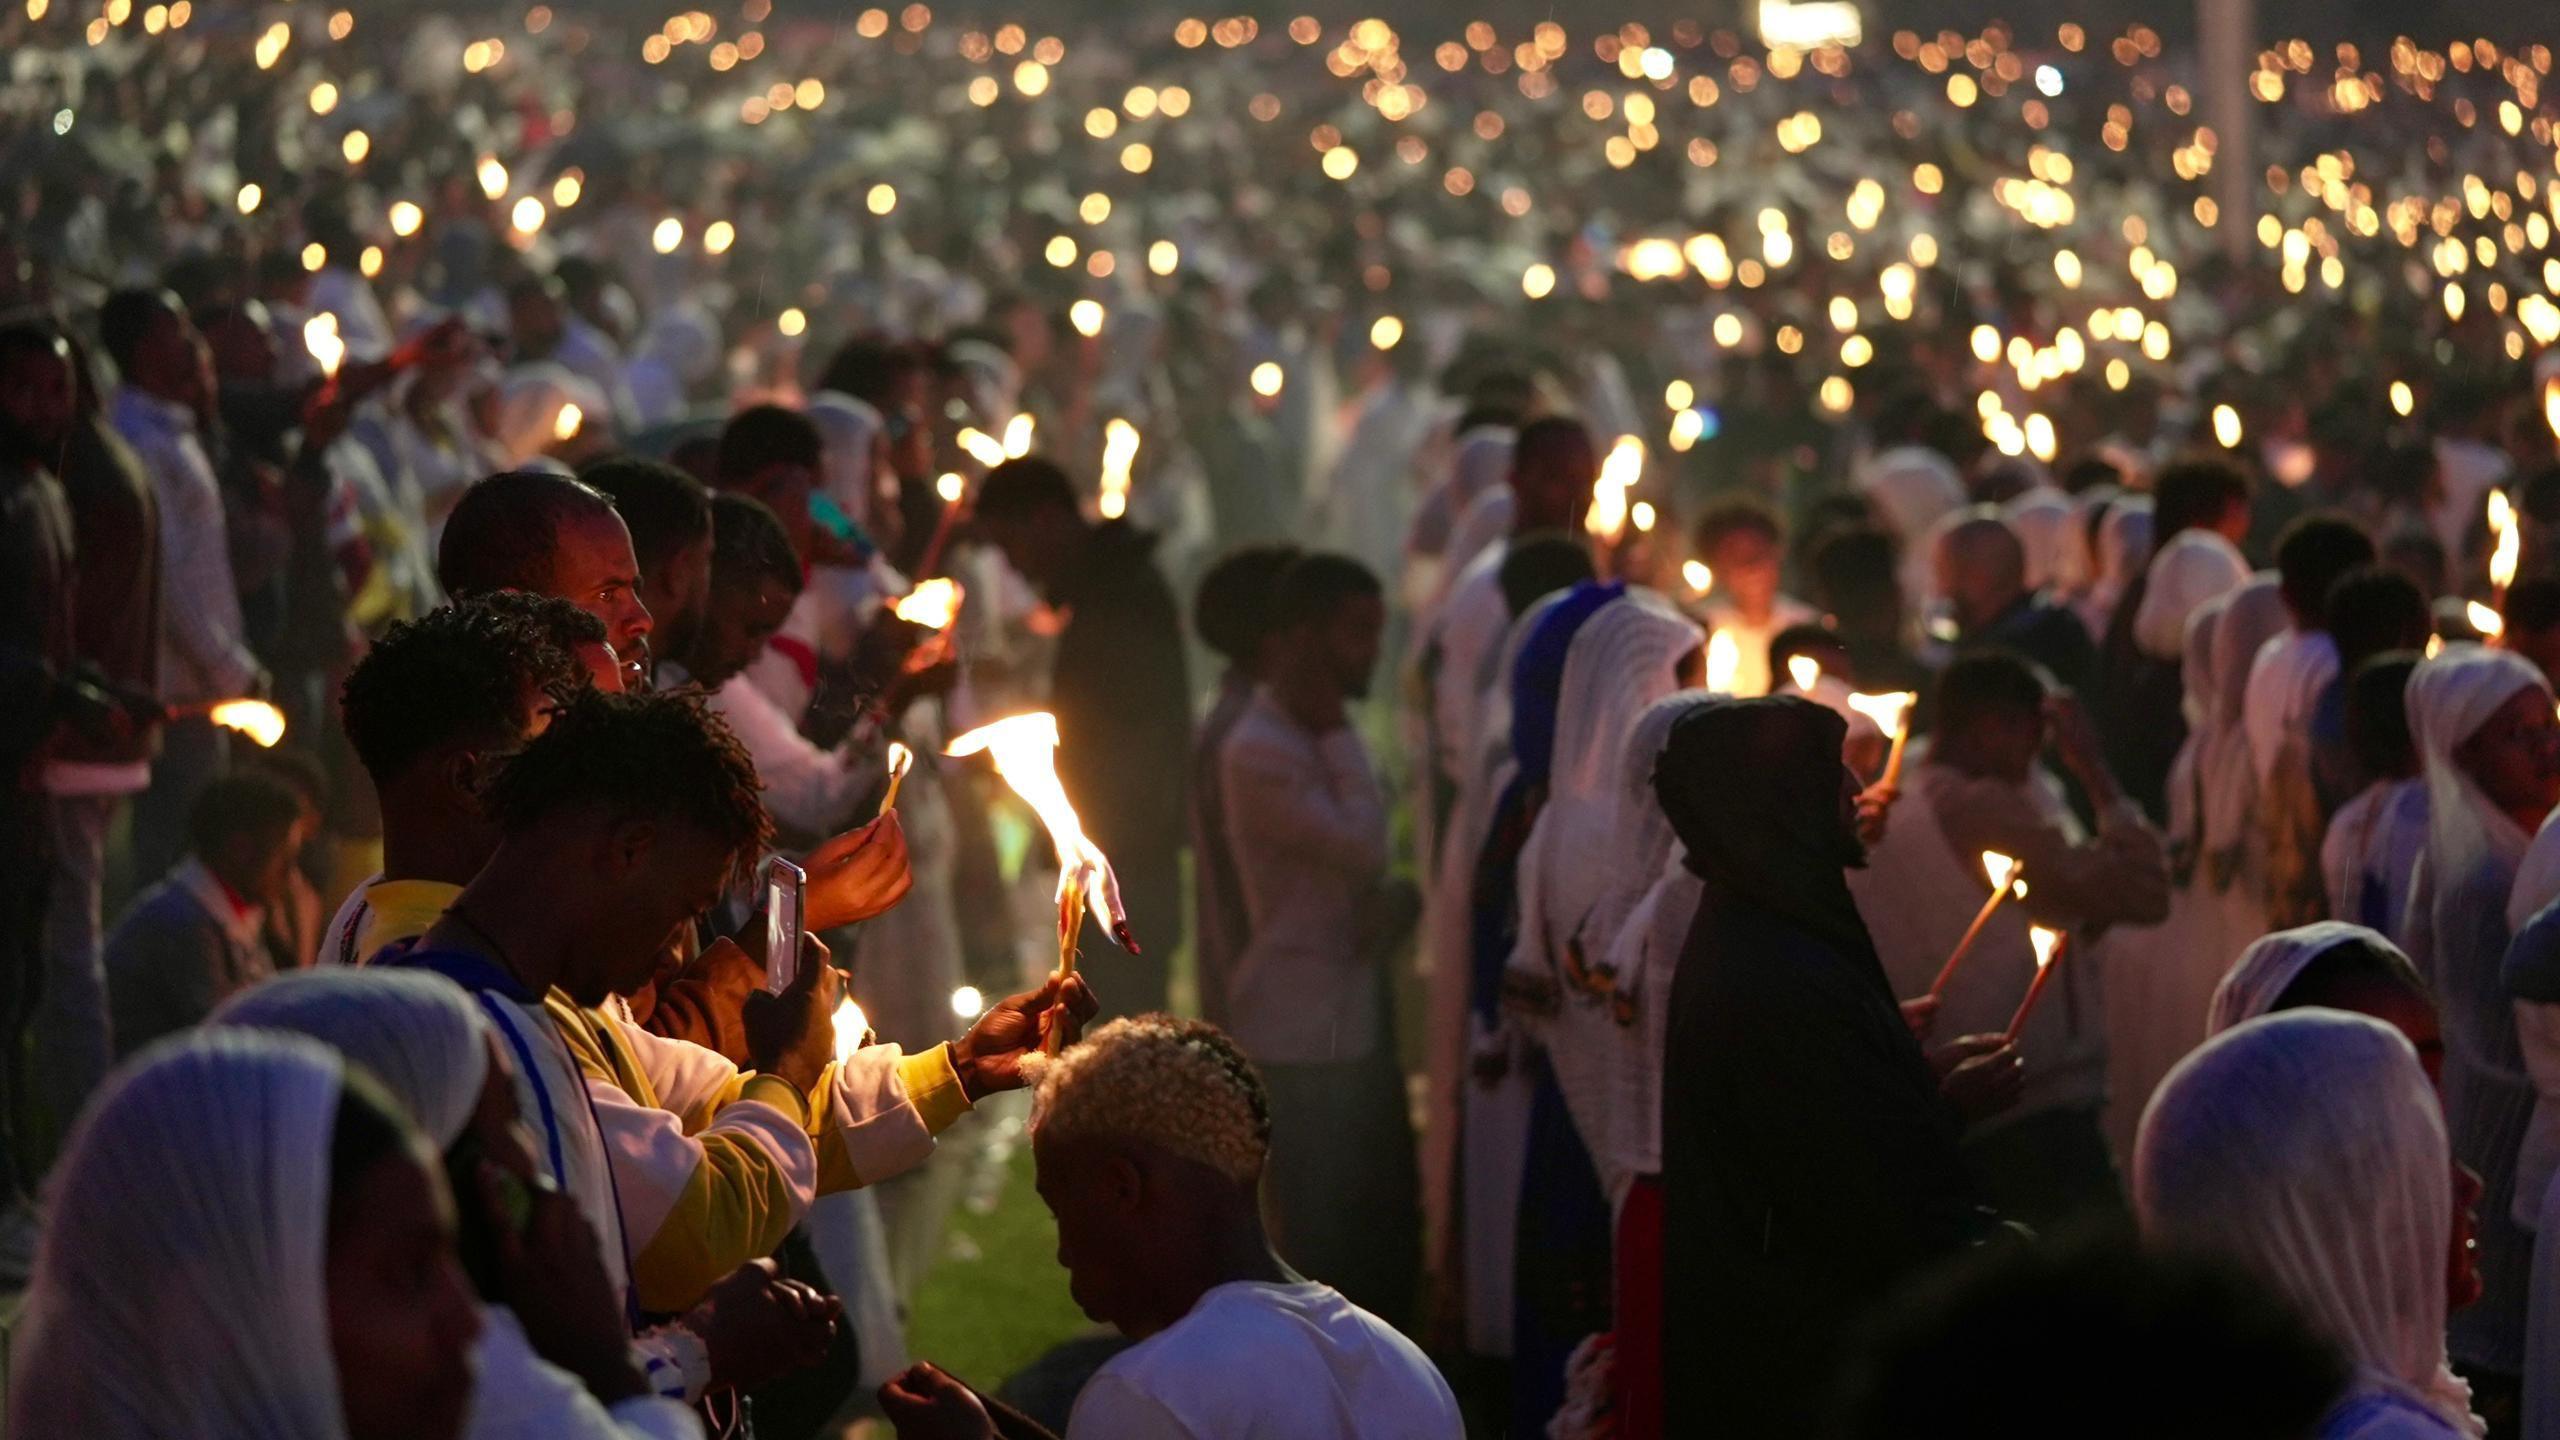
left=763, top=858, right=806, bottom=996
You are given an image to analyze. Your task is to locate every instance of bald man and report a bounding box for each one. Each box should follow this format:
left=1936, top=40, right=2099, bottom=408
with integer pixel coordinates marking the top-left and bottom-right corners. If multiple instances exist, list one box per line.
left=1932, top=508, right=2094, bottom=690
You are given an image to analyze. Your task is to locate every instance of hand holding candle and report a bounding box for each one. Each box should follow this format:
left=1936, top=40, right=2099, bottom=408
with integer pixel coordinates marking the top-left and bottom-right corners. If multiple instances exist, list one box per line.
left=1847, top=689, right=1917, bottom=791
left=2004, top=926, right=2069, bottom=1043
left=1929, top=852, right=2021, bottom=1000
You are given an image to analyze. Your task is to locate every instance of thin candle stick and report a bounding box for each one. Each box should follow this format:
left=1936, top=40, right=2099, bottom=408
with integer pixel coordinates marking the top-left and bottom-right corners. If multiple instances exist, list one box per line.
left=2005, top=929, right=2070, bottom=1043
left=1928, top=853, right=2021, bottom=1000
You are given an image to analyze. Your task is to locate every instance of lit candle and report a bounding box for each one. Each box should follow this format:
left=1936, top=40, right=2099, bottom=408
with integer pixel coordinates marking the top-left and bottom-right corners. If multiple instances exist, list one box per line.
left=893, top=578, right=963, bottom=630
left=2490, top=488, right=2520, bottom=604
left=2004, top=926, right=2069, bottom=1042
left=948, top=712, right=1136, bottom=1052
left=1705, top=631, right=1741, bottom=693
left=1787, top=655, right=1821, bottom=693
left=830, top=995, right=872, bottom=1063
left=196, top=698, right=288, bottom=748
left=1682, top=561, right=1714, bottom=596
left=1847, top=690, right=1917, bottom=789
left=1002, top=412, right=1036, bottom=459
left=2471, top=600, right=2507, bottom=640
left=1930, top=852, right=2021, bottom=999
left=877, top=741, right=914, bottom=817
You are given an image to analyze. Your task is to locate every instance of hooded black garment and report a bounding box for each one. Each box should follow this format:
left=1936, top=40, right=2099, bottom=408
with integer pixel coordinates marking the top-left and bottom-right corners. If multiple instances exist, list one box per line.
left=1655, top=697, right=1992, bottom=1432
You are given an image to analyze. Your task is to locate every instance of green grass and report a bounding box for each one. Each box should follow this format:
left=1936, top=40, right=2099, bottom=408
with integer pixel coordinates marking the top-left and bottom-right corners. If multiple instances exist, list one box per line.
left=905, top=1138, right=1098, bottom=1392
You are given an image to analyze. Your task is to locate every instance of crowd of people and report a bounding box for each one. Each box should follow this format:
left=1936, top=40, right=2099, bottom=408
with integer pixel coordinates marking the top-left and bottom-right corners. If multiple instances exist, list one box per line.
left=13, top=1, right=2560, bottom=1437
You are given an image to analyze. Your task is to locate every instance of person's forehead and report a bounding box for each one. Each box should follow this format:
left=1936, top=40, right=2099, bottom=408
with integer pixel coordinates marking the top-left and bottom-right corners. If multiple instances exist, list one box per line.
left=555, top=507, right=638, bottom=573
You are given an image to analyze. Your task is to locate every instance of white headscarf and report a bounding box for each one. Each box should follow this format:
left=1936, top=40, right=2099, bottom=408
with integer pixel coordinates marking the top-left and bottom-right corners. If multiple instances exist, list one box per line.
left=1442, top=487, right=1517, bottom=590
left=2003, top=487, right=2075, bottom=592
left=2201, top=579, right=2288, bottom=874
left=2134, top=528, right=2252, bottom=660
left=1515, top=595, right=1704, bottom=983
left=2076, top=495, right=2153, bottom=638
left=1857, top=445, right=1967, bottom=607
left=2137, top=1010, right=2482, bottom=1437
left=214, top=968, right=493, bottom=1150
left=805, top=391, right=886, bottom=530
left=2208, top=922, right=2414, bottom=1036
left=2407, top=647, right=2549, bottom=938
left=12, top=1030, right=360, bottom=1440
left=492, top=363, right=608, bottom=468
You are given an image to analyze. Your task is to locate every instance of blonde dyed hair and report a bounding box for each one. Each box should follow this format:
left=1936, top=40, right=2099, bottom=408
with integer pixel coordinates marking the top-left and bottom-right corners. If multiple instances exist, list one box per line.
left=1030, top=1014, right=1271, bottom=1185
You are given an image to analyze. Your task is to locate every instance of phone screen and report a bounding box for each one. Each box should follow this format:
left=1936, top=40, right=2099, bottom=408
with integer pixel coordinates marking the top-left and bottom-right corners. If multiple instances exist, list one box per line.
left=763, top=858, right=806, bottom=996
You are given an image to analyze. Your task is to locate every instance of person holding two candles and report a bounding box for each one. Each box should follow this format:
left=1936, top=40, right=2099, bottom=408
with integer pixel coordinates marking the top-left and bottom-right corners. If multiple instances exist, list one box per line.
left=1900, top=650, right=2169, bottom=1229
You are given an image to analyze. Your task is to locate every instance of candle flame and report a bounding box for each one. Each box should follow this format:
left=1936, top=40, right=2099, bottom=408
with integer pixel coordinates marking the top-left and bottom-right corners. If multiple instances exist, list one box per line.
left=2471, top=600, right=2507, bottom=639
left=2491, top=488, right=2521, bottom=592
left=1002, top=412, right=1036, bottom=459
left=302, top=313, right=344, bottom=378
left=830, top=995, right=870, bottom=1063
left=946, top=713, right=1130, bottom=944
left=1982, top=851, right=2018, bottom=893
left=894, top=578, right=962, bottom=629
left=1846, top=690, right=1916, bottom=737
left=2545, top=377, right=2560, bottom=445
left=209, top=699, right=287, bottom=748
left=936, top=471, right=965, bottom=504
left=2030, top=926, right=2062, bottom=970
left=957, top=427, right=1008, bottom=468
left=1682, top=560, right=1714, bottom=594
left=1788, top=655, right=1821, bottom=692
left=1584, top=434, right=1644, bottom=542
left=885, top=740, right=914, bottom=783
left=1705, top=630, right=1741, bottom=693
left=552, top=402, right=583, bottom=443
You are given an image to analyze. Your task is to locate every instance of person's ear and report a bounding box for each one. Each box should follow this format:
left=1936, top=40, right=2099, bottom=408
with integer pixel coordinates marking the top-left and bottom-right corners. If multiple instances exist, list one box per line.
left=1104, top=1151, right=1145, bottom=1214
left=604, top=816, right=656, bottom=881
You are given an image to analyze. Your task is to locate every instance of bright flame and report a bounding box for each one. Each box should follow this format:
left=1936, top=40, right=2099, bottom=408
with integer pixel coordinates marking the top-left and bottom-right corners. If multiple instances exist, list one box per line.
left=2471, top=600, right=2507, bottom=639
left=1683, top=561, right=1714, bottom=595
left=1706, top=631, right=1741, bottom=692
left=301, top=314, right=344, bottom=379
left=2491, top=489, right=2521, bottom=593
left=2546, top=377, right=2560, bottom=445
left=1002, top=413, right=1036, bottom=460
left=1068, top=300, right=1105, bottom=338
left=830, top=996, right=871, bottom=1063
left=1370, top=315, right=1404, bottom=349
left=209, top=699, right=287, bottom=748
left=553, top=403, right=583, bottom=443
left=1846, top=690, right=1917, bottom=739
left=894, top=578, right=963, bottom=629
left=2029, top=926, right=2062, bottom=970
left=1585, top=434, right=1643, bottom=542
left=1250, top=362, right=1285, bottom=397
left=1982, top=851, right=2019, bottom=894
left=1098, top=417, right=1141, bottom=516
left=476, top=155, right=508, bottom=201
left=949, top=985, right=985, bottom=1019
left=946, top=713, right=1128, bottom=942
left=1788, top=655, right=1821, bottom=692
left=957, top=428, right=1008, bottom=467
left=936, top=472, right=964, bottom=504
left=2211, top=404, right=2243, bottom=449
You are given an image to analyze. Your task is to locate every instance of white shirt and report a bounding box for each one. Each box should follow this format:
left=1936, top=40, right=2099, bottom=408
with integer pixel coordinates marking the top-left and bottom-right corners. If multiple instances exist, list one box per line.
left=2244, top=629, right=2340, bottom=788
left=2433, top=438, right=2512, bottom=562
left=111, top=386, right=260, bottom=701
left=1219, top=692, right=1391, bottom=1065
left=1423, top=548, right=1509, bottom=791
left=1065, top=1282, right=1460, bottom=1440
left=2323, top=779, right=2430, bottom=942
left=467, top=1307, right=702, bottom=1440
left=708, top=672, right=879, bottom=840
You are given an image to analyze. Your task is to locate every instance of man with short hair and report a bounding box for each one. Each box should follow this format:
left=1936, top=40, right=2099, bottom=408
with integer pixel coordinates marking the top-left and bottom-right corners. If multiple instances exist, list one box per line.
left=437, top=469, right=652, bottom=685
left=102, top=287, right=260, bottom=878
left=377, top=687, right=1086, bottom=1322
left=583, top=457, right=714, bottom=671
left=1917, top=651, right=2168, bottom=1227
left=104, top=771, right=309, bottom=1056
left=1933, top=508, right=2096, bottom=691
left=1692, top=495, right=1819, bottom=698
left=974, top=454, right=1192, bottom=1022
left=880, top=1015, right=1461, bottom=1440
left=1219, top=552, right=1418, bottom=1325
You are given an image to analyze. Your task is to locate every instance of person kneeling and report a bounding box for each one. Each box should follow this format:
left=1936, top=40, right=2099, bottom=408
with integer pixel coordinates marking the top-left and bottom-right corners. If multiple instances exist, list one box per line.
left=878, top=1015, right=1461, bottom=1440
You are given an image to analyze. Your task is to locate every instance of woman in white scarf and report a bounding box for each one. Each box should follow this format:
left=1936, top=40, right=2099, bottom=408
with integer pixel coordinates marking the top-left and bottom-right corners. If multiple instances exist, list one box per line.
left=2133, top=528, right=2252, bottom=662
left=2208, top=923, right=2444, bottom=1073
left=2404, top=645, right=2559, bottom=1381
left=1507, top=593, right=1703, bottom=1203
left=212, top=970, right=705, bottom=1440
left=12, top=1029, right=483, bottom=1440
left=2074, top=496, right=2153, bottom=642
left=2137, top=1010, right=2485, bottom=1440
